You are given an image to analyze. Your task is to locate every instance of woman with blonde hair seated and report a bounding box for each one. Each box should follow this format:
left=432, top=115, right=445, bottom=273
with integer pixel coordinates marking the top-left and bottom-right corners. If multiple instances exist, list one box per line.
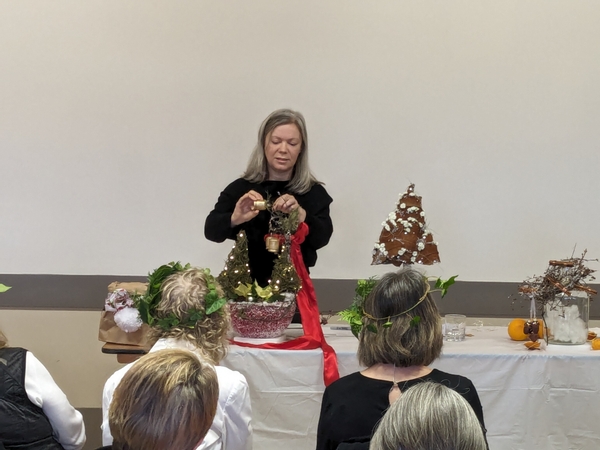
left=98, top=349, right=219, bottom=450
left=0, top=328, right=86, bottom=450
left=316, top=268, right=486, bottom=449
left=102, top=268, right=252, bottom=450
left=371, top=381, right=487, bottom=450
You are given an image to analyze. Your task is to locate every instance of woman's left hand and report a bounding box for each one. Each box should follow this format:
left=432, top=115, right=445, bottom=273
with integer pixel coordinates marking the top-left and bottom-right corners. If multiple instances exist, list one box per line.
left=273, top=194, right=306, bottom=222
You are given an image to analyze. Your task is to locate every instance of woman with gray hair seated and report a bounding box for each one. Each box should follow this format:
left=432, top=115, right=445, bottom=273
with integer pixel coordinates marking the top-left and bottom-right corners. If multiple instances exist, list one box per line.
left=371, top=381, right=487, bottom=450
left=102, top=268, right=252, bottom=450
left=316, top=268, right=486, bottom=450
left=98, top=349, right=219, bottom=450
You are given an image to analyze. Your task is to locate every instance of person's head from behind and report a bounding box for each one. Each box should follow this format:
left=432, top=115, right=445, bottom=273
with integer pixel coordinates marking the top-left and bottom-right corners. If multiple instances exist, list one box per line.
left=109, top=349, right=218, bottom=450
left=244, top=108, right=315, bottom=192
left=371, top=381, right=487, bottom=450
left=151, top=268, right=230, bottom=364
left=358, top=268, right=443, bottom=368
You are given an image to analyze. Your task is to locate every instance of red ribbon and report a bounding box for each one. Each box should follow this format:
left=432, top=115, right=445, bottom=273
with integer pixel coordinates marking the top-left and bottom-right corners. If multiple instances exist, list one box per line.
left=231, top=222, right=340, bottom=386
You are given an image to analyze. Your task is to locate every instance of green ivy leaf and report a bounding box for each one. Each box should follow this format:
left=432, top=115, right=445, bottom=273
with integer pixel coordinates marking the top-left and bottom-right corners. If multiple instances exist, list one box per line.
left=205, top=298, right=227, bottom=315
left=367, top=324, right=378, bottom=334
left=188, top=309, right=205, bottom=326
left=156, top=315, right=179, bottom=330
left=410, top=316, right=421, bottom=327
left=0, top=284, right=11, bottom=293
left=435, top=275, right=458, bottom=297
left=137, top=299, right=152, bottom=325
left=383, top=321, right=393, bottom=328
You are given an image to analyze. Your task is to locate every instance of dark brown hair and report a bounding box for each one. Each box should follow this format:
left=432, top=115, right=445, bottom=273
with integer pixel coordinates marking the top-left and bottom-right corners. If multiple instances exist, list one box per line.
left=358, top=268, right=443, bottom=367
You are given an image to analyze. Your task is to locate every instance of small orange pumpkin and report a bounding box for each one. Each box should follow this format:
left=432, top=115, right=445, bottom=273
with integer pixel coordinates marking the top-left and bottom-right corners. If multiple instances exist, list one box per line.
left=508, top=319, right=527, bottom=341
left=508, top=319, right=544, bottom=341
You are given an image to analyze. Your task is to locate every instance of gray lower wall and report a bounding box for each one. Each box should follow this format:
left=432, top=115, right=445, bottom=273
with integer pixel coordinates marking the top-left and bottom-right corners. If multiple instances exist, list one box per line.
left=80, top=408, right=102, bottom=450
left=1, top=274, right=599, bottom=319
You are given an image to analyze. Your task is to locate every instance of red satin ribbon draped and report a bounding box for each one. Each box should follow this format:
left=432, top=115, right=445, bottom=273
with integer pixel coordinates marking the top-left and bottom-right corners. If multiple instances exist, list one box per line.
left=231, top=222, right=340, bottom=386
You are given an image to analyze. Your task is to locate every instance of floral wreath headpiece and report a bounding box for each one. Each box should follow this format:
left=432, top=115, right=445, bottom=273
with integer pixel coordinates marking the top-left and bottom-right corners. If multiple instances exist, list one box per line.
left=340, top=275, right=456, bottom=336
left=136, top=263, right=227, bottom=331
left=362, top=281, right=432, bottom=332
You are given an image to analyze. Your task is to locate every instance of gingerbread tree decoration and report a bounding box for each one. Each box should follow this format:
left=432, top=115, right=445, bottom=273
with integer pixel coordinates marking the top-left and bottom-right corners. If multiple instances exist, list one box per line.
left=372, top=183, right=440, bottom=266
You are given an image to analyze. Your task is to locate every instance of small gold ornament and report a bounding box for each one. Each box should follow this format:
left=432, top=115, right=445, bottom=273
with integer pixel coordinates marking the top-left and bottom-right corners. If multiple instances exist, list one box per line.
left=253, top=200, right=267, bottom=210
left=266, top=235, right=280, bottom=253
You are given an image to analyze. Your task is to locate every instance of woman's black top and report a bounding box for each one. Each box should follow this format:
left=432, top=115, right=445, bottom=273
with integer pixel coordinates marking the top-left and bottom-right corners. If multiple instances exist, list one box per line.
left=205, top=178, right=333, bottom=286
left=316, top=369, right=487, bottom=450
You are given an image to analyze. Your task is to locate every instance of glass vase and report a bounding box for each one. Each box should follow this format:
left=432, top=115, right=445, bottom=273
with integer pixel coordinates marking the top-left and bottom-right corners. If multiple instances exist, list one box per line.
left=544, top=292, right=589, bottom=345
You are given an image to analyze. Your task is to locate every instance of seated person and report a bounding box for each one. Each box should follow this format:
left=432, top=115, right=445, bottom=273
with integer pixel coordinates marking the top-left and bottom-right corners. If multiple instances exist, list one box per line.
left=0, top=328, right=86, bottom=450
left=371, top=381, right=487, bottom=450
left=102, top=268, right=252, bottom=450
left=316, top=268, right=486, bottom=450
left=98, top=349, right=218, bottom=450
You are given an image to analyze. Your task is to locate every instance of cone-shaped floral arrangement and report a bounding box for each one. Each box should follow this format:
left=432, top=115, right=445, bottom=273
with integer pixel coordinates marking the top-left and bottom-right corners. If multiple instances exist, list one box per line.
left=372, top=183, right=440, bottom=266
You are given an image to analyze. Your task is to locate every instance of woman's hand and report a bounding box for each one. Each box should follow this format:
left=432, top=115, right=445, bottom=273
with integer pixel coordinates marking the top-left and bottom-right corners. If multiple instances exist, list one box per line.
left=231, top=190, right=264, bottom=227
left=273, top=194, right=306, bottom=222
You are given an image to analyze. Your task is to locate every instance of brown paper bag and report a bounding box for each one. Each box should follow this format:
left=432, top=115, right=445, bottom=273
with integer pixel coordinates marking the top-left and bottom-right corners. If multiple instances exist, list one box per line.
left=98, top=311, right=152, bottom=347
left=107, top=281, right=148, bottom=295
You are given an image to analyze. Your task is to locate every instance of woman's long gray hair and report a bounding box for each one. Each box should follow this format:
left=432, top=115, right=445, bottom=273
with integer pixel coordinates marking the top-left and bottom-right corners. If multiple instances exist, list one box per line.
left=371, top=382, right=487, bottom=450
left=242, top=108, right=322, bottom=194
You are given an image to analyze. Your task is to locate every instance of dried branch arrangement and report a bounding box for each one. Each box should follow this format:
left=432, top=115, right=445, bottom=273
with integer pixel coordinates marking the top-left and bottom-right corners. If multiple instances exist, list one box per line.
left=518, top=250, right=597, bottom=310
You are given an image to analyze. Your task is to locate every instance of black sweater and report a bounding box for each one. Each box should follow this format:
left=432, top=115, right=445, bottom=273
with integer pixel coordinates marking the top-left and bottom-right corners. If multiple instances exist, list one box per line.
left=316, top=369, right=487, bottom=450
left=204, top=178, right=333, bottom=286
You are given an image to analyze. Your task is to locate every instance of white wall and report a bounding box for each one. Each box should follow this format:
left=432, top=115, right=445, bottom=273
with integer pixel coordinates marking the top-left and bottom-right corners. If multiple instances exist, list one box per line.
left=1, top=1, right=599, bottom=282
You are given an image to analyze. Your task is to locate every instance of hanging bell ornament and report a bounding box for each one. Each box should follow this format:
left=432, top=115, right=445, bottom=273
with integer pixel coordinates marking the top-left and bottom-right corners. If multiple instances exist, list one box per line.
left=266, top=235, right=280, bottom=253
left=253, top=200, right=267, bottom=211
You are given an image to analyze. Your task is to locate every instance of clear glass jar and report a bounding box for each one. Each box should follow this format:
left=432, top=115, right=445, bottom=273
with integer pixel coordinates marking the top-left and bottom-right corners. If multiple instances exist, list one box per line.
left=544, top=292, right=589, bottom=345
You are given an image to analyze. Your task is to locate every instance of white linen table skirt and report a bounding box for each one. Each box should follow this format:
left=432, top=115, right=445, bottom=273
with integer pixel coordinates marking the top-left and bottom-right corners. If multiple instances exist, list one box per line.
left=221, top=325, right=600, bottom=450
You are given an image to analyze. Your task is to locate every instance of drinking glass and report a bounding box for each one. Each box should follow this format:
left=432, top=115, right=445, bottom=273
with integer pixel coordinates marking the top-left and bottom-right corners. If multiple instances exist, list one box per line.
left=444, top=314, right=466, bottom=341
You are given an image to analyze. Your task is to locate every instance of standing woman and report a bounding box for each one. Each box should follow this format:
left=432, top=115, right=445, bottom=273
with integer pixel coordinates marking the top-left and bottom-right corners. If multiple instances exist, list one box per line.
left=205, top=109, right=333, bottom=287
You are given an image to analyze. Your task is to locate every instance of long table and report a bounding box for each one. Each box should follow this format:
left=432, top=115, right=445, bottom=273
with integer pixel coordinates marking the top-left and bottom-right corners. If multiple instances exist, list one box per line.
left=221, top=325, right=600, bottom=450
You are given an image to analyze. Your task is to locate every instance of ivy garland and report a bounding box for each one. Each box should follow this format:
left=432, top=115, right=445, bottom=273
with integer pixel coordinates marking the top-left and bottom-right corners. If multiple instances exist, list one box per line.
left=136, top=262, right=227, bottom=330
left=339, top=275, right=457, bottom=337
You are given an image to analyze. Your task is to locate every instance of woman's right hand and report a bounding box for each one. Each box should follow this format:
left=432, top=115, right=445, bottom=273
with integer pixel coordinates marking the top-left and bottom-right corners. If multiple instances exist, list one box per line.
left=231, top=190, right=264, bottom=227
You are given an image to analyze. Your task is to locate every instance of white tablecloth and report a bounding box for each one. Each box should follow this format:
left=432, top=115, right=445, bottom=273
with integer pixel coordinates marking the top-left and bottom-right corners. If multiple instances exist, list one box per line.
left=221, top=326, right=600, bottom=450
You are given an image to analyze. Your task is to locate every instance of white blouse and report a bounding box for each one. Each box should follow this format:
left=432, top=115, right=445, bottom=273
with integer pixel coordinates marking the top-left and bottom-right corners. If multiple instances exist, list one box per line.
left=24, top=352, right=86, bottom=450
left=101, top=338, right=253, bottom=450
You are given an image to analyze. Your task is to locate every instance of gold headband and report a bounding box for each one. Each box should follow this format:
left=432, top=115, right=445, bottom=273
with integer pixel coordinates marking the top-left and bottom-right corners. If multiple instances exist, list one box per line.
left=362, top=281, right=431, bottom=323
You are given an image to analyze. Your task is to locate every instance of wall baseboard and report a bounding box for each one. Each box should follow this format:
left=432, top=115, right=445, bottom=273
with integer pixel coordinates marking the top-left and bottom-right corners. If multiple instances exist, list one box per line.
left=2, top=274, right=599, bottom=319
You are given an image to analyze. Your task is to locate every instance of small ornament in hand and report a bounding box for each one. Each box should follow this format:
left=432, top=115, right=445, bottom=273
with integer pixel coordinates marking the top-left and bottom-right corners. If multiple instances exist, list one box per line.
left=253, top=200, right=268, bottom=210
